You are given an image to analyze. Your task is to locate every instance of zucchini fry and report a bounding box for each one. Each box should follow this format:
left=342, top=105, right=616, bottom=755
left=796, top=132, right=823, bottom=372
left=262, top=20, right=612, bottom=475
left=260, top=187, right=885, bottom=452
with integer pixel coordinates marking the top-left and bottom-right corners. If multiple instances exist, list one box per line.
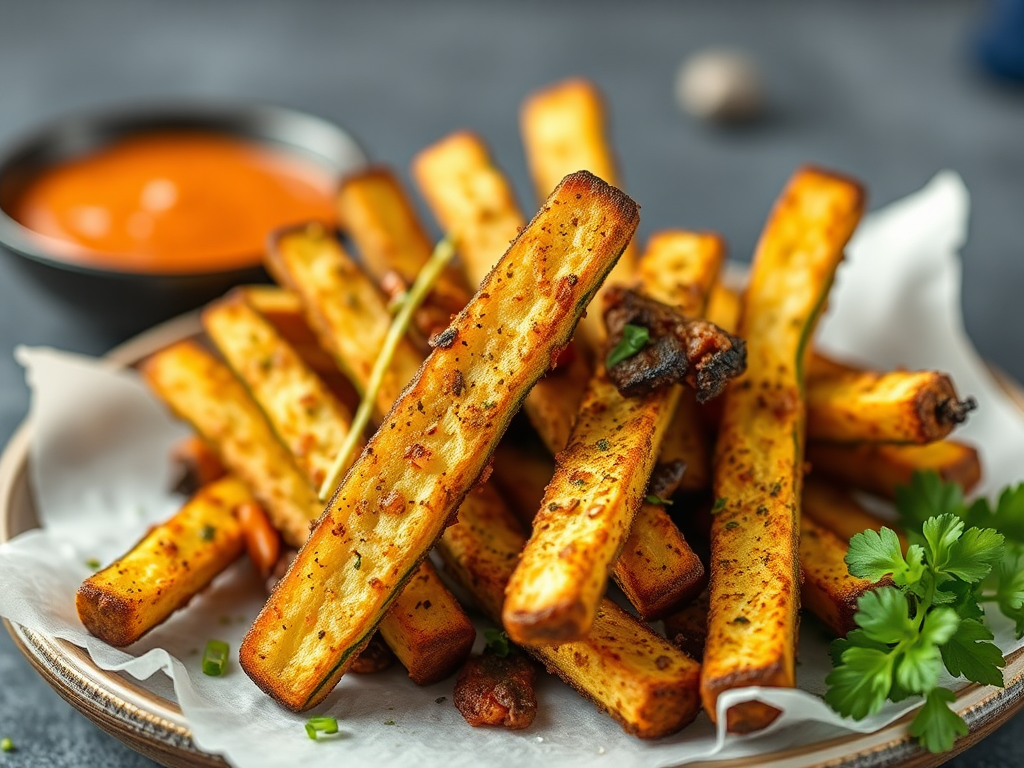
left=705, top=282, right=742, bottom=335
left=203, top=293, right=475, bottom=686
left=243, top=285, right=360, bottom=411
left=337, top=167, right=472, bottom=340
left=504, top=232, right=723, bottom=639
left=239, top=171, right=639, bottom=711
left=806, top=440, right=982, bottom=499
left=703, top=167, right=864, bottom=732
left=806, top=368, right=975, bottom=444
left=502, top=373, right=681, bottom=643
left=438, top=484, right=701, bottom=739
left=142, top=341, right=318, bottom=548
left=491, top=442, right=555, bottom=530
left=203, top=292, right=356, bottom=490
left=640, top=231, right=726, bottom=492
left=664, top=590, right=711, bottom=661
left=77, top=477, right=249, bottom=647
left=799, top=515, right=881, bottom=638
left=264, top=223, right=424, bottom=420
left=802, top=476, right=907, bottom=548
left=520, top=78, right=637, bottom=352
left=412, top=130, right=591, bottom=453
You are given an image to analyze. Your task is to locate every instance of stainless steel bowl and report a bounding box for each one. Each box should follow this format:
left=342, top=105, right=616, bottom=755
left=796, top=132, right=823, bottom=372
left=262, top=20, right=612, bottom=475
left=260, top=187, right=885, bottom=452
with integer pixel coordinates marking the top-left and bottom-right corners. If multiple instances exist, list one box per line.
left=0, top=101, right=366, bottom=328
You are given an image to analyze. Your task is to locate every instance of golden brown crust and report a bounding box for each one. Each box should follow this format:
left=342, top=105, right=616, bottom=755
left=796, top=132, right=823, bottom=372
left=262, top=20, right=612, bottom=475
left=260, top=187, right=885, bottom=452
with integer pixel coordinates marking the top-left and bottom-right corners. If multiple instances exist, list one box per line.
left=76, top=478, right=249, bottom=647
left=519, top=78, right=637, bottom=353
left=239, top=171, right=638, bottom=711
left=438, top=484, right=702, bottom=739
left=806, top=440, right=982, bottom=499
left=702, top=167, right=865, bottom=732
left=453, top=652, right=539, bottom=730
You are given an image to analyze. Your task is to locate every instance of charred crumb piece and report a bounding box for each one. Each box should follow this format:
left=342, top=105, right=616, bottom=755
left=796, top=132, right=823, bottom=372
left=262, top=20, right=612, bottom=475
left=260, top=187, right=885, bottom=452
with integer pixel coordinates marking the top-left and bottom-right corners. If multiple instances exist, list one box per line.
left=937, top=395, right=977, bottom=427
left=429, top=325, right=458, bottom=349
left=349, top=633, right=396, bottom=674
left=603, top=286, right=689, bottom=396
left=681, top=319, right=747, bottom=403
left=602, top=287, right=746, bottom=402
left=453, top=651, right=539, bottom=730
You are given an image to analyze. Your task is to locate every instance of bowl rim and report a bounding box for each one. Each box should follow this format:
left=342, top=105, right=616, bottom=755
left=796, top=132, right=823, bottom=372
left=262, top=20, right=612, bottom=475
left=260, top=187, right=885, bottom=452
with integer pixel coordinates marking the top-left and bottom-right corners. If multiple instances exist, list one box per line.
left=0, top=98, right=367, bottom=279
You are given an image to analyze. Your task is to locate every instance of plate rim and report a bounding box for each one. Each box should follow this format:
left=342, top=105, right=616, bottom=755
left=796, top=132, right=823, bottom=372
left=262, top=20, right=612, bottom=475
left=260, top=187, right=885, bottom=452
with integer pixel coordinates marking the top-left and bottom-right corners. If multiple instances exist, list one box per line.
left=2, top=309, right=1024, bottom=768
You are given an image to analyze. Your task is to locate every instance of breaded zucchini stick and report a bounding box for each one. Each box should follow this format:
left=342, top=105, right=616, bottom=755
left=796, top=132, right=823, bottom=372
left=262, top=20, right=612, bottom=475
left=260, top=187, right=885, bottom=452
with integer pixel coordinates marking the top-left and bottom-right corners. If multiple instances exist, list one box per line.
left=438, top=484, right=701, bottom=739
left=239, top=171, right=639, bottom=711
left=264, top=223, right=424, bottom=421
left=142, top=341, right=320, bottom=548
left=203, top=293, right=475, bottom=685
left=703, top=167, right=864, bottom=733
left=77, top=477, right=249, bottom=647
left=806, top=440, right=982, bottom=499
left=502, top=370, right=681, bottom=643
left=336, top=167, right=472, bottom=340
left=503, top=233, right=724, bottom=638
left=806, top=368, right=975, bottom=444
left=520, top=78, right=637, bottom=353
left=412, top=130, right=591, bottom=453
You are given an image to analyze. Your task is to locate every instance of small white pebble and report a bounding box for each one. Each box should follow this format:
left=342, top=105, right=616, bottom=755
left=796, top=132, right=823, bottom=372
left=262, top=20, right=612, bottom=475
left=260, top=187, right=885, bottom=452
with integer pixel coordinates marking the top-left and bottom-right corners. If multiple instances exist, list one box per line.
left=675, top=48, right=765, bottom=123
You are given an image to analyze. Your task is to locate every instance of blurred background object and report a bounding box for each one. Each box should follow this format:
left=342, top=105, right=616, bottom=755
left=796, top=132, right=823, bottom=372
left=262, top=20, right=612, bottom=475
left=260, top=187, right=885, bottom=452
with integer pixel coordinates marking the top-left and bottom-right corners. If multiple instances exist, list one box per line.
left=675, top=48, right=766, bottom=123
left=0, top=1, right=1022, bottom=766
left=977, top=0, right=1024, bottom=81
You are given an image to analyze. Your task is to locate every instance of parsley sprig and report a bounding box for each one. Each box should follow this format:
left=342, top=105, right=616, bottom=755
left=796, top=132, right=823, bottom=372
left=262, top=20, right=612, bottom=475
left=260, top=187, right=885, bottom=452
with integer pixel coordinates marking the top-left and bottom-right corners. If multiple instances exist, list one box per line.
left=826, top=471, right=1024, bottom=753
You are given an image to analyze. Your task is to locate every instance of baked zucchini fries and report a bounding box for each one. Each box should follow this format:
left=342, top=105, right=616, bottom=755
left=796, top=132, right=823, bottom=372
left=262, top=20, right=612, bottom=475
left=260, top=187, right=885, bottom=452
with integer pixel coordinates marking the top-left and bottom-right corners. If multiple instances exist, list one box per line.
left=239, top=171, right=639, bottom=711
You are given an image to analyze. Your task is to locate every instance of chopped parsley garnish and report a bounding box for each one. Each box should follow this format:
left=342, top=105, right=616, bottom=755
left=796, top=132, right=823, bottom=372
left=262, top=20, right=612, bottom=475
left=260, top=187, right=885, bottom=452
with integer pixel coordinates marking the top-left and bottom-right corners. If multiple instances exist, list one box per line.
left=202, top=639, right=230, bottom=677
left=200, top=524, right=216, bottom=542
left=484, top=627, right=512, bottom=658
left=605, top=324, right=650, bottom=369
left=825, top=471, right=1024, bottom=754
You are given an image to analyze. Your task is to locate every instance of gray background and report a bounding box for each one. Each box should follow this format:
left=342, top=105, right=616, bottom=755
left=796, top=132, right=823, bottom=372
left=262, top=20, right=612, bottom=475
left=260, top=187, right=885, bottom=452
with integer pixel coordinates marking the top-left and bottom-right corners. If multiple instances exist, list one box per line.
left=0, top=0, right=1022, bottom=765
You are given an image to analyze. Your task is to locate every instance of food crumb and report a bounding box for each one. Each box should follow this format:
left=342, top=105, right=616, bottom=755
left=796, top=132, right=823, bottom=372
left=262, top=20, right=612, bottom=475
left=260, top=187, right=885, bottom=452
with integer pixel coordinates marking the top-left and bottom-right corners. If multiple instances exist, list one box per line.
left=384, top=720, right=396, bottom=726
left=597, top=746, right=606, bottom=755
left=536, top=736, right=544, bottom=743
left=435, top=696, right=447, bottom=704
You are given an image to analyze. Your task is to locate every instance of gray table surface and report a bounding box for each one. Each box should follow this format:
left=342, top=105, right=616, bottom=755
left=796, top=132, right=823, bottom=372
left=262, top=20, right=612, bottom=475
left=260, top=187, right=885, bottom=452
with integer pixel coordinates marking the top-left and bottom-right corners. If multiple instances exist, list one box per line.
left=0, top=0, right=1022, bottom=765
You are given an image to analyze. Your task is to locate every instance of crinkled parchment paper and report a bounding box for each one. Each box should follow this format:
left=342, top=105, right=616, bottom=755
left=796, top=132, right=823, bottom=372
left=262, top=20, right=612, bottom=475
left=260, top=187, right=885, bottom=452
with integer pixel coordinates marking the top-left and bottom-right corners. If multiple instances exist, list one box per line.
left=2, top=172, right=1024, bottom=767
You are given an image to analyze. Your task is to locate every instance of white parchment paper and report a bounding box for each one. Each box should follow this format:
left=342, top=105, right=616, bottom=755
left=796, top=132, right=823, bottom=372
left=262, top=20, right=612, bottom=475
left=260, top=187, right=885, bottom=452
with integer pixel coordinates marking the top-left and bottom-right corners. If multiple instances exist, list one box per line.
left=2, top=171, right=1024, bottom=767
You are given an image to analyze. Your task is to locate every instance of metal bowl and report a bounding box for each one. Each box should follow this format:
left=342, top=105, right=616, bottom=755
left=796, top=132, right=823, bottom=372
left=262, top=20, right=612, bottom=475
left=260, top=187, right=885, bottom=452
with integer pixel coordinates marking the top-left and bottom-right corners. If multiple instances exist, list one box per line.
left=0, top=101, right=366, bottom=329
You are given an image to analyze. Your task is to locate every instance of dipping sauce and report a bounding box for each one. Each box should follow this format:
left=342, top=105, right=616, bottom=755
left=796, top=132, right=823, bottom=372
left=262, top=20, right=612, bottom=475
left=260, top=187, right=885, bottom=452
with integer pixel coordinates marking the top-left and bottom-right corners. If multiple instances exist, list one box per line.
left=10, top=131, right=337, bottom=273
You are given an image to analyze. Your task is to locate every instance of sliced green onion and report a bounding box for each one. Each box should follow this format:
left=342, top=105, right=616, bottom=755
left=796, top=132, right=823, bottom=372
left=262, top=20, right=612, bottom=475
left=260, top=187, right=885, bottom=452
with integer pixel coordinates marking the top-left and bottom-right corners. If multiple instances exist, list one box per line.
left=305, top=716, right=339, bottom=740
left=202, top=639, right=229, bottom=676
left=606, top=323, right=650, bottom=369
left=318, top=235, right=458, bottom=500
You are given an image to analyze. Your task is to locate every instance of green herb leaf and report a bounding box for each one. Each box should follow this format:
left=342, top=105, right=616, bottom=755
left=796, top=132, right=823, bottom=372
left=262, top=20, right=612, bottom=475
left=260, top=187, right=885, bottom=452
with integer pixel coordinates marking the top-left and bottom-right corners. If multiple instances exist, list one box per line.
left=645, top=495, right=674, bottom=506
left=824, top=645, right=894, bottom=719
left=354, top=552, right=362, bottom=570
left=484, top=628, right=511, bottom=658
left=908, top=688, right=968, bottom=754
left=85, top=558, right=101, bottom=571
left=943, top=526, right=1004, bottom=582
left=853, top=588, right=916, bottom=645
left=940, top=618, right=1005, bottom=686
left=605, top=324, right=650, bottom=369
left=896, top=471, right=966, bottom=532
left=846, top=528, right=923, bottom=585
left=200, top=524, right=217, bottom=542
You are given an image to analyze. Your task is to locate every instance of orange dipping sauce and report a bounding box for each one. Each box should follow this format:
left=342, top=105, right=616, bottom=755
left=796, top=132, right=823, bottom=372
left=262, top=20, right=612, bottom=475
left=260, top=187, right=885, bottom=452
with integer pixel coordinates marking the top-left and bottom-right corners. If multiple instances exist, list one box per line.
left=11, top=131, right=337, bottom=273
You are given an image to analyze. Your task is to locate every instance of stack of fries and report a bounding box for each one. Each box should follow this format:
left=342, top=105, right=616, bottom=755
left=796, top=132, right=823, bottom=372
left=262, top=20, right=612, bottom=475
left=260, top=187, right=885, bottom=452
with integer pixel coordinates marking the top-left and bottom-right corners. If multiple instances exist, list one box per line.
left=75, top=78, right=981, bottom=740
